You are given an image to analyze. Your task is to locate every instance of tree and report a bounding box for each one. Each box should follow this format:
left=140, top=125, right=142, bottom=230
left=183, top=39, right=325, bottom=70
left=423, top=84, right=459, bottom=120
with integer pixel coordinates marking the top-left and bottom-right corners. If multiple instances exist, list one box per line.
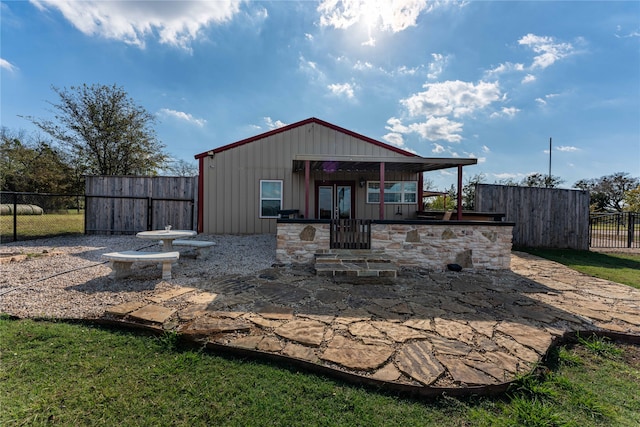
left=520, top=172, right=564, bottom=188
left=574, top=172, right=639, bottom=212
left=24, top=84, right=169, bottom=177
left=462, top=173, right=486, bottom=210
left=0, top=127, right=74, bottom=193
left=626, top=186, right=640, bottom=212
left=163, top=158, right=199, bottom=177
left=424, top=185, right=457, bottom=210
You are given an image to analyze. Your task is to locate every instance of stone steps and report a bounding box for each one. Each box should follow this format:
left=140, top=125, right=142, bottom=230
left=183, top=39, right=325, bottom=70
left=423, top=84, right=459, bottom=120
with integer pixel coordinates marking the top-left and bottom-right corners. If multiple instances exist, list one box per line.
left=314, top=250, right=398, bottom=278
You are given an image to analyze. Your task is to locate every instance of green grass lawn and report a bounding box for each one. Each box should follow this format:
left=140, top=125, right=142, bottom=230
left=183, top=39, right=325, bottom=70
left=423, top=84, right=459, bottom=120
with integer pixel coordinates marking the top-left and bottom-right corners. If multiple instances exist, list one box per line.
left=520, top=248, right=640, bottom=289
left=1, top=318, right=639, bottom=427
left=0, top=211, right=84, bottom=242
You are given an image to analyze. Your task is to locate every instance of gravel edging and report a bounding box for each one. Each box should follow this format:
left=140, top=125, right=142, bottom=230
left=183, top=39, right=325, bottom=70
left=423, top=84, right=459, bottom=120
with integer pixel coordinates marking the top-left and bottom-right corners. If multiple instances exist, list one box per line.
left=0, top=234, right=276, bottom=319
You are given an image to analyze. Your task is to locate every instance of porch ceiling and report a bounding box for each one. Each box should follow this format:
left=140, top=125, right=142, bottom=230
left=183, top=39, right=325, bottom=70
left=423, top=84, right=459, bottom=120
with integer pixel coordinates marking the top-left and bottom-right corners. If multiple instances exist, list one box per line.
left=292, top=154, right=477, bottom=174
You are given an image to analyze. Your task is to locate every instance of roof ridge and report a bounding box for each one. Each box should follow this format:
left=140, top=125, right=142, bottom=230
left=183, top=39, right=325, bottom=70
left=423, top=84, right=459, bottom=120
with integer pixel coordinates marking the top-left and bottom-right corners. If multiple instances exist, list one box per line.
left=194, top=117, right=417, bottom=159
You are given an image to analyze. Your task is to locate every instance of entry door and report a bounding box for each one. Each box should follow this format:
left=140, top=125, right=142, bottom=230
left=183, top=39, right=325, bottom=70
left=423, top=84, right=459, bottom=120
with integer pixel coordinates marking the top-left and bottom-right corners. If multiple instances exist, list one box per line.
left=318, top=184, right=353, bottom=219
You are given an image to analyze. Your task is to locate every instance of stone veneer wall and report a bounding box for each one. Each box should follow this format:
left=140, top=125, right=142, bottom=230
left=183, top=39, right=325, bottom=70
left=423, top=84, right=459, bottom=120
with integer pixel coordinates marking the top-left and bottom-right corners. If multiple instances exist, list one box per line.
left=276, top=222, right=513, bottom=270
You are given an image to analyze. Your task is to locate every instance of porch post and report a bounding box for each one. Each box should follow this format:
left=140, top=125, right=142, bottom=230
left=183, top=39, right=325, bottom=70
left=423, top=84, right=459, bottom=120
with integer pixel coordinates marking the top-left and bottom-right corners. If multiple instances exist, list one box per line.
left=197, top=156, right=204, bottom=233
left=304, top=160, right=310, bottom=219
left=379, top=162, right=385, bottom=220
left=418, top=173, right=424, bottom=211
left=457, top=165, right=463, bottom=220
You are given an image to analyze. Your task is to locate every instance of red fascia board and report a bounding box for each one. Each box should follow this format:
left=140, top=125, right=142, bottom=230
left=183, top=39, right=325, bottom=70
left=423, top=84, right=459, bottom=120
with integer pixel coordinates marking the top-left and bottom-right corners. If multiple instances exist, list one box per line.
left=194, top=117, right=417, bottom=160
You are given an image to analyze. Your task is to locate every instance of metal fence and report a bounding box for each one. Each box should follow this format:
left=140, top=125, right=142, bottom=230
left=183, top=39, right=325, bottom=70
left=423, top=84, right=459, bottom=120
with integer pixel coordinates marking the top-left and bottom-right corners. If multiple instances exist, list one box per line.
left=0, top=192, right=85, bottom=243
left=589, top=212, right=639, bottom=248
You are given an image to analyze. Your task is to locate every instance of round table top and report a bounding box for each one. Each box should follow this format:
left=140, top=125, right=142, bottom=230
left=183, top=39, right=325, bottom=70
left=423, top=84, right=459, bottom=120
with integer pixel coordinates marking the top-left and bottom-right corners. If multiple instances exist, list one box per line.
left=136, top=230, right=197, bottom=239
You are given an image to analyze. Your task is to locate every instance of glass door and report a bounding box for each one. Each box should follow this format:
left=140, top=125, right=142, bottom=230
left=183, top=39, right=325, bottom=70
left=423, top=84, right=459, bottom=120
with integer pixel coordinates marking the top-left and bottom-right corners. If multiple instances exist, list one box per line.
left=317, top=183, right=353, bottom=219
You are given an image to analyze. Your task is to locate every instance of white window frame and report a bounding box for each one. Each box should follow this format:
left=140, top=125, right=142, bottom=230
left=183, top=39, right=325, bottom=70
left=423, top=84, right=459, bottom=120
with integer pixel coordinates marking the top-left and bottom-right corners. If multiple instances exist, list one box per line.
left=366, top=181, right=417, bottom=204
left=259, top=179, right=283, bottom=218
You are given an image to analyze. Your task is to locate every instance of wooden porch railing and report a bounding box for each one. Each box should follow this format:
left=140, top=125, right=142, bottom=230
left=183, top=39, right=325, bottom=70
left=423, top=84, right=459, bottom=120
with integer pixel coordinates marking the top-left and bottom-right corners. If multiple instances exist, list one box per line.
left=330, top=219, right=371, bottom=249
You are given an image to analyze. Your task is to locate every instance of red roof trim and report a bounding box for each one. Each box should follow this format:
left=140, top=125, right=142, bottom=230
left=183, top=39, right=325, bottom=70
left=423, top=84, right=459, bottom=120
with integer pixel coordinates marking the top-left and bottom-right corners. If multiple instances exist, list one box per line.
left=194, top=117, right=417, bottom=159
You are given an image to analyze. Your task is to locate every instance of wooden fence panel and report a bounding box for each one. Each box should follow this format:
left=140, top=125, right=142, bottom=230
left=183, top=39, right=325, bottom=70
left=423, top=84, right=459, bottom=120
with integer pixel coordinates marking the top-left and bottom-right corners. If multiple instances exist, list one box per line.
left=151, top=176, right=197, bottom=231
left=475, top=184, right=589, bottom=250
left=85, top=176, right=197, bottom=235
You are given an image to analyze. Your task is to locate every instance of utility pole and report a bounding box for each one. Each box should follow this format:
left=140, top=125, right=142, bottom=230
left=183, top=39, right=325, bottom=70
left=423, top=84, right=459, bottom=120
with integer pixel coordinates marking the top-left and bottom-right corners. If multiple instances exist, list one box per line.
left=547, top=137, right=552, bottom=188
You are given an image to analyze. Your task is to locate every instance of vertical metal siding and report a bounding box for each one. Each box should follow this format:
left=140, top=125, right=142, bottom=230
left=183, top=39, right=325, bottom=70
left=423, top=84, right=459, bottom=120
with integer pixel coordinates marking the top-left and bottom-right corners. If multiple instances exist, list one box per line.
left=202, top=122, right=420, bottom=233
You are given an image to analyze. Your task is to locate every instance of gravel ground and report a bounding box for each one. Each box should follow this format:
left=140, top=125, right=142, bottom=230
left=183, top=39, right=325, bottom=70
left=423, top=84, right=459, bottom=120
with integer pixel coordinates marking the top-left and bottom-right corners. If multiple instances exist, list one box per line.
left=0, top=234, right=276, bottom=319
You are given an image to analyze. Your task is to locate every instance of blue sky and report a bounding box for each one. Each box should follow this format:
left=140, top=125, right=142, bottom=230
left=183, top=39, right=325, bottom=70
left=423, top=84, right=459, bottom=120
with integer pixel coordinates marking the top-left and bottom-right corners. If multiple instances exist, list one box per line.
left=2, top=0, right=639, bottom=191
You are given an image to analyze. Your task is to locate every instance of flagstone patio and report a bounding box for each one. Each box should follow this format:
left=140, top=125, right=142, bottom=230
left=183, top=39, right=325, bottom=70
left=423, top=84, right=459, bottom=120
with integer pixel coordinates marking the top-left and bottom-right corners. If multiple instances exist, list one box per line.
left=101, top=252, right=640, bottom=396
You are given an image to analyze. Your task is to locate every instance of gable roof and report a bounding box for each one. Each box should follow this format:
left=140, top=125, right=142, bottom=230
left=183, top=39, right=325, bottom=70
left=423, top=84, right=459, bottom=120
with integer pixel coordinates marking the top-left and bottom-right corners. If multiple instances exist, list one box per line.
left=194, top=117, right=417, bottom=160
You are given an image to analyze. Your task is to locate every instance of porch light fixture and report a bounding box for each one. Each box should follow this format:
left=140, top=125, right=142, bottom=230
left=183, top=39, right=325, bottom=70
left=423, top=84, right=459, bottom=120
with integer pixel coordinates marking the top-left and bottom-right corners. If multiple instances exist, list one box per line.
left=359, top=177, right=366, bottom=188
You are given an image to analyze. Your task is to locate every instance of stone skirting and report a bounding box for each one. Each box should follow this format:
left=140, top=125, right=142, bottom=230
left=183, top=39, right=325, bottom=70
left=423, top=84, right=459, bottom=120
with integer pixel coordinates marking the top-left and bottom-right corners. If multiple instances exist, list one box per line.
left=276, top=221, right=514, bottom=270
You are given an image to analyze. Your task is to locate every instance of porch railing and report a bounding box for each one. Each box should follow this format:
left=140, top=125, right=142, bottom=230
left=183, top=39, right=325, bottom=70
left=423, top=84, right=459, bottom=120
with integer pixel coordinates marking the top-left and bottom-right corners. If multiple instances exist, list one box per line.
left=330, top=219, right=371, bottom=249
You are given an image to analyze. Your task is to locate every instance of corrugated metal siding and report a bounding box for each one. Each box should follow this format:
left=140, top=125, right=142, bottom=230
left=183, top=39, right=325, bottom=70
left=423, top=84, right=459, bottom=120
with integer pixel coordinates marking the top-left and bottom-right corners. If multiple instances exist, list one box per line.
left=202, top=122, right=419, bottom=234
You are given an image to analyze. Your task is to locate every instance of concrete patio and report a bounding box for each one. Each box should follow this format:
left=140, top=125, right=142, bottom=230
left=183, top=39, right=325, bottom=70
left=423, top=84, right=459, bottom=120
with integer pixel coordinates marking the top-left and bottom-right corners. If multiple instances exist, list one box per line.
left=101, top=252, right=640, bottom=397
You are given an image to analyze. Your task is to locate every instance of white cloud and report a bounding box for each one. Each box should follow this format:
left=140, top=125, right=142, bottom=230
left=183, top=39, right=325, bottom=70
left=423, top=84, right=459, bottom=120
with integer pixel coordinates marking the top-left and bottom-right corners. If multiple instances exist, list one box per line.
left=30, top=0, right=243, bottom=50
left=493, top=172, right=524, bottom=180
left=481, top=145, right=490, bottom=153
left=556, top=145, right=579, bottom=152
left=362, top=36, right=376, bottom=47
left=615, top=25, right=640, bottom=38
left=522, top=74, right=536, bottom=84
left=396, top=65, right=419, bottom=75
left=484, top=62, right=524, bottom=77
left=401, top=80, right=503, bottom=118
left=388, top=80, right=502, bottom=144
left=432, top=143, right=445, bottom=154
left=388, top=116, right=463, bottom=143
left=490, top=106, right=520, bottom=119
left=317, top=0, right=434, bottom=33
left=298, top=55, right=326, bottom=82
left=427, top=53, right=449, bottom=80
left=382, top=132, right=405, bottom=148
left=158, top=108, right=206, bottom=127
left=0, top=58, right=17, bottom=72
left=536, top=93, right=560, bottom=106
left=353, top=60, right=373, bottom=70
left=327, top=82, right=356, bottom=99
left=264, top=117, right=287, bottom=129
left=518, top=33, right=575, bottom=69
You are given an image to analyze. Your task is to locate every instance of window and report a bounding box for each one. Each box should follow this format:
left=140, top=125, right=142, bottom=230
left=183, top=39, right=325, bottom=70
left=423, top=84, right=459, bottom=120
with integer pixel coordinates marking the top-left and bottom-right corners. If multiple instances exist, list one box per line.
left=260, top=180, right=282, bottom=218
left=366, top=181, right=417, bottom=204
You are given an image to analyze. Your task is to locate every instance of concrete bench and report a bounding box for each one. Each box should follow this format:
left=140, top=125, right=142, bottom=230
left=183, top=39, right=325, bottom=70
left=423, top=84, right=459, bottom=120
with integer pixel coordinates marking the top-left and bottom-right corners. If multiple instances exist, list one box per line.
left=102, top=251, right=180, bottom=280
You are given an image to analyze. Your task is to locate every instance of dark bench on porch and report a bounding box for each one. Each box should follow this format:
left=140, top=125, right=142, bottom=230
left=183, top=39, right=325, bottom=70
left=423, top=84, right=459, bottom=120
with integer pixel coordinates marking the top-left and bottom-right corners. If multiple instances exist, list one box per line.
left=416, top=211, right=506, bottom=221
left=277, top=209, right=301, bottom=219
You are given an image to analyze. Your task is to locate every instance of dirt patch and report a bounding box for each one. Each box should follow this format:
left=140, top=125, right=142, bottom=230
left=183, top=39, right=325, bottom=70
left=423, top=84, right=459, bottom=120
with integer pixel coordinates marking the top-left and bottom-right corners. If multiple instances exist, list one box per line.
left=0, top=250, right=64, bottom=263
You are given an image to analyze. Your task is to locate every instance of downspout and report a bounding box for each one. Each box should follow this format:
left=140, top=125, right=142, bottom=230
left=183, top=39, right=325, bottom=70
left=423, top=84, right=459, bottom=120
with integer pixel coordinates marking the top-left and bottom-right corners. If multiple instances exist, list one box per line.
left=457, top=165, right=463, bottom=220
left=197, top=156, right=204, bottom=233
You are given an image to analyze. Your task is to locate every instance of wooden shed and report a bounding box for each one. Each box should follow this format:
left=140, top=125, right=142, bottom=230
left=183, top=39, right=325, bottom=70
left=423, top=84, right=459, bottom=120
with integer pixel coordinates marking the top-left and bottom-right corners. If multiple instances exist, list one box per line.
left=195, top=117, right=477, bottom=234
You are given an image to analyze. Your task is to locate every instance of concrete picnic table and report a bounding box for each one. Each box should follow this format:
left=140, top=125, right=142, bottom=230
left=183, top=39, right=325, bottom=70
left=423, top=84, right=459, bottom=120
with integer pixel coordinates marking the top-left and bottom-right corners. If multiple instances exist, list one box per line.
left=136, top=229, right=197, bottom=251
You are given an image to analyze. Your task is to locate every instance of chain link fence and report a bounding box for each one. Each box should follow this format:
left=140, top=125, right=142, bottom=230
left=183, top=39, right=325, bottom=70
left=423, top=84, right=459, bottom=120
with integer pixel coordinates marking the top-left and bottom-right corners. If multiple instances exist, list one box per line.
left=0, top=192, right=85, bottom=243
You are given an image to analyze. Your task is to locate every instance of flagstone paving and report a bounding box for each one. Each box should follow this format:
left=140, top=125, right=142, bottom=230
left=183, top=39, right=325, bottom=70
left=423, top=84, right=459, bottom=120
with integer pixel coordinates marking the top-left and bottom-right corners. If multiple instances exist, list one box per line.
left=102, top=251, right=640, bottom=394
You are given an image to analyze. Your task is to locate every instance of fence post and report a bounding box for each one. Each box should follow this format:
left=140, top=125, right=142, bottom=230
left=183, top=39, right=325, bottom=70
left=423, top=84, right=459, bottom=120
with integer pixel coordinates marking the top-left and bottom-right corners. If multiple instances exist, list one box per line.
left=628, top=213, right=634, bottom=248
left=12, top=192, right=18, bottom=242
left=147, top=197, right=153, bottom=231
